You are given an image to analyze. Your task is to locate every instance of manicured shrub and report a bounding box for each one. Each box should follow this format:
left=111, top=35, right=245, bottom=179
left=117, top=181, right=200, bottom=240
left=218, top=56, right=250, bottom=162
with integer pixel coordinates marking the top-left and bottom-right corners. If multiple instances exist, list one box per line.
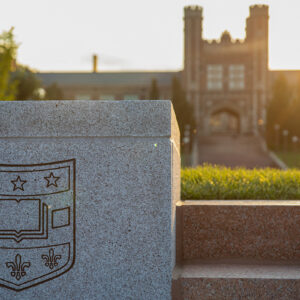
left=181, top=164, right=300, bottom=200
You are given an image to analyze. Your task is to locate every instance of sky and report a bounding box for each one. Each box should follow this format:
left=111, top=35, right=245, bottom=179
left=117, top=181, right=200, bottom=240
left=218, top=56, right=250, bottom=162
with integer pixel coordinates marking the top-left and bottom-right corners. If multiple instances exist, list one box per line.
left=2, top=0, right=300, bottom=72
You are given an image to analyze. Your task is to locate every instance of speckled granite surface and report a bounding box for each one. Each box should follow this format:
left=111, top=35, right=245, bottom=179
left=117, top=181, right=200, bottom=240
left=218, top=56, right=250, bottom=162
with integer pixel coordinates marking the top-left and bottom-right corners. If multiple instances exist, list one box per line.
left=0, top=101, right=180, bottom=300
left=173, top=200, right=300, bottom=299
left=181, top=200, right=300, bottom=261
left=178, top=277, right=300, bottom=300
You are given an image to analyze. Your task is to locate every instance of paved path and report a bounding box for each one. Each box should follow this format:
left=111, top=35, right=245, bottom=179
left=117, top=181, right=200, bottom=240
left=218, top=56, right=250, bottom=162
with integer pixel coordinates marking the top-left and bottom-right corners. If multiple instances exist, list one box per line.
left=197, top=135, right=277, bottom=168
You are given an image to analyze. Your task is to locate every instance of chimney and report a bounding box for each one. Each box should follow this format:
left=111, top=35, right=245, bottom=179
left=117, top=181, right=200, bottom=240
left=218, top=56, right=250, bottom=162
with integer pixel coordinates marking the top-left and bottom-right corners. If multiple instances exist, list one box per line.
left=93, top=54, right=98, bottom=73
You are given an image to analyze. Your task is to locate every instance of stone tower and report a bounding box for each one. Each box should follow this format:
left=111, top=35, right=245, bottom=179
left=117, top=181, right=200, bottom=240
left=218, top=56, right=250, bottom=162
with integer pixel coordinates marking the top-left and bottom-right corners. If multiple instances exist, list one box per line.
left=246, top=5, right=269, bottom=134
left=183, top=5, right=269, bottom=137
left=183, top=6, right=203, bottom=131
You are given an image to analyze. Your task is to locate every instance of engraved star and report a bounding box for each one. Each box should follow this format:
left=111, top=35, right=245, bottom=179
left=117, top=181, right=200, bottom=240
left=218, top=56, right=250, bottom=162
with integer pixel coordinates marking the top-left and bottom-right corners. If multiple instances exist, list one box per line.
left=44, top=172, right=60, bottom=187
left=11, top=176, right=27, bottom=191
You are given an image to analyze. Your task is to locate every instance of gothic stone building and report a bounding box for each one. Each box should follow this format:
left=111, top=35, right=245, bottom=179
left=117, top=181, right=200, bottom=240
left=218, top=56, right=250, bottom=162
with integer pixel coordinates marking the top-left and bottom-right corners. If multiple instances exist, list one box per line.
left=183, top=5, right=268, bottom=135
left=37, top=5, right=300, bottom=136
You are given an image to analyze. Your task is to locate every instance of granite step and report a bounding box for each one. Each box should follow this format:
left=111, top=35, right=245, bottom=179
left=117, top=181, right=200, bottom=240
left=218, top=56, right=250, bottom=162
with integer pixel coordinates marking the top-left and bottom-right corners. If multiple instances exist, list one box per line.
left=173, top=200, right=300, bottom=299
left=177, top=200, right=300, bottom=262
left=172, top=260, right=300, bottom=299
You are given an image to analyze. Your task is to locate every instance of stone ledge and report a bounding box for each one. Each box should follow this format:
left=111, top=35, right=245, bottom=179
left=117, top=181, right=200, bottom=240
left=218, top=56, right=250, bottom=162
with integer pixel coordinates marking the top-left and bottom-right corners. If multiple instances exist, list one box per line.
left=0, top=101, right=179, bottom=144
left=182, top=200, right=300, bottom=206
left=173, top=276, right=300, bottom=300
left=173, top=261, right=300, bottom=299
left=180, top=261, right=300, bottom=279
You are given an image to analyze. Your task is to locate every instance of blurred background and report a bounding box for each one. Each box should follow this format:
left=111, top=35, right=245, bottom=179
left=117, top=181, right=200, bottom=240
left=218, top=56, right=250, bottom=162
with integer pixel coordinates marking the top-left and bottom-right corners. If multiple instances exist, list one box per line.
left=1, top=0, right=300, bottom=168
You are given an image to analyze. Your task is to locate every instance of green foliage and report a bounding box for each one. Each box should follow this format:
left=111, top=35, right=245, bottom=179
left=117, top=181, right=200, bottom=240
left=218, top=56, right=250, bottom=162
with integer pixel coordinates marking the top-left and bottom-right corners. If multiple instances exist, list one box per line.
left=0, top=28, right=18, bottom=100
left=44, top=83, right=64, bottom=100
left=266, top=74, right=300, bottom=148
left=181, top=165, right=300, bottom=200
left=283, top=75, right=300, bottom=138
left=0, top=29, right=42, bottom=101
left=275, top=151, right=300, bottom=169
left=149, top=78, right=159, bottom=100
left=266, top=74, right=290, bottom=146
left=171, top=76, right=195, bottom=146
left=12, top=66, right=42, bottom=100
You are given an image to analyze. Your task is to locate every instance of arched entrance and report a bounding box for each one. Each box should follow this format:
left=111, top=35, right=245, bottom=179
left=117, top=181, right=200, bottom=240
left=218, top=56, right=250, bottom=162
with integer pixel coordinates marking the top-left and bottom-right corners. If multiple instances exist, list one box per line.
left=209, top=107, right=240, bottom=135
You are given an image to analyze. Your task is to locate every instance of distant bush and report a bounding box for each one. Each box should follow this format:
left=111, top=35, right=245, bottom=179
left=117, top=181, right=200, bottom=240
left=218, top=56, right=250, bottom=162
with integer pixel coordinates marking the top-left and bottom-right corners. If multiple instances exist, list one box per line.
left=181, top=164, right=300, bottom=200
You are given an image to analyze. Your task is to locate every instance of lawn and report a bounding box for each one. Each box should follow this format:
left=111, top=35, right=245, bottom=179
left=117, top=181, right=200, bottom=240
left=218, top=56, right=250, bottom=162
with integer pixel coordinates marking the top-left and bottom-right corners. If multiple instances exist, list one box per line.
left=275, top=151, right=300, bottom=169
left=181, top=164, right=300, bottom=200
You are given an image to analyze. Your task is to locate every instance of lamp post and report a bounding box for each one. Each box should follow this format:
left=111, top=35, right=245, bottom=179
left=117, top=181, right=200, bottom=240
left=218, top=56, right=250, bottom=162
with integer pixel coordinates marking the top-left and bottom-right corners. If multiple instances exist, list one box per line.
left=183, top=124, right=191, bottom=166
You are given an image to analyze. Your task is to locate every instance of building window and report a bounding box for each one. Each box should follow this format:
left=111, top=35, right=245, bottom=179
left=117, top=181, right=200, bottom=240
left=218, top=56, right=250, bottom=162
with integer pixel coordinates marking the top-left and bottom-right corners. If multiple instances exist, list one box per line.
left=99, top=95, right=115, bottom=100
left=75, top=94, right=91, bottom=100
left=124, top=94, right=139, bottom=100
left=207, top=65, right=223, bottom=90
left=229, top=64, right=245, bottom=90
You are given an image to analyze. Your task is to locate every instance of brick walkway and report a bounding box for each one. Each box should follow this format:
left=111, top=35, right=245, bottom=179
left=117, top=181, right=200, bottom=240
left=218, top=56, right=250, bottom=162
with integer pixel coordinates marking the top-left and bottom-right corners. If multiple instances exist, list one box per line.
left=197, top=135, right=277, bottom=168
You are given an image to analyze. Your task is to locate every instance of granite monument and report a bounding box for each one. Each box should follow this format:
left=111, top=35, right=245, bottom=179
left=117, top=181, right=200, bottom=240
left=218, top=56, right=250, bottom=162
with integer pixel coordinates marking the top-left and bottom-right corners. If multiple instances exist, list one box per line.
left=0, top=100, right=180, bottom=299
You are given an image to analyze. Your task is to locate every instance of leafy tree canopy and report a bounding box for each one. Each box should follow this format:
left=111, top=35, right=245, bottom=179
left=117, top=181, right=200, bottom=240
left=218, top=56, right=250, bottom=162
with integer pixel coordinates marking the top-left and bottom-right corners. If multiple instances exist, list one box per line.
left=266, top=73, right=300, bottom=148
left=12, top=65, right=42, bottom=100
left=171, top=76, right=196, bottom=146
left=0, top=28, right=18, bottom=100
left=44, top=83, right=64, bottom=100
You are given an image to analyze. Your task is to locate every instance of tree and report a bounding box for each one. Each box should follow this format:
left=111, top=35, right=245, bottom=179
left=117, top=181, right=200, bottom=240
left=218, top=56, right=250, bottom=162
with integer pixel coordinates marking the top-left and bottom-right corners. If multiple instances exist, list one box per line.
left=12, top=65, right=42, bottom=100
left=266, top=74, right=291, bottom=147
left=171, top=76, right=195, bottom=148
left=0, top=29, right=43, bottom=101
left=149, top=78, right=159, bottom=100
left=284, top=74, right=300, bottom=138
left=0, top=28, right=18, bottom=100
left=44, top=83, right=64, bottom=100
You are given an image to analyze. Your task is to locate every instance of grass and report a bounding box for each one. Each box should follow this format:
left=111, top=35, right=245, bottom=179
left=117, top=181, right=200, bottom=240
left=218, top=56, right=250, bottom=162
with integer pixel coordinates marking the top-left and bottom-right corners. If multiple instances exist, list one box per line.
left=181, top=164, right=300, bottom=200
left=275, top=151, right=300, bottom=169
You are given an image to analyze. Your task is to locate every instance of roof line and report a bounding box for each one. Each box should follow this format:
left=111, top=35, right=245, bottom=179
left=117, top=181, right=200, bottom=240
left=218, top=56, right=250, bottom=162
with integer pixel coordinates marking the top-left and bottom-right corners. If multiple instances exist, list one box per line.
left=36, top=70, right=181, bottom=74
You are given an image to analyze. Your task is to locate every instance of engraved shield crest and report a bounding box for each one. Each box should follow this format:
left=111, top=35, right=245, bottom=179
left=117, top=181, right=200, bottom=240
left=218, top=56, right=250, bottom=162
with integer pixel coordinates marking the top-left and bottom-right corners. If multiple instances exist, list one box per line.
left=0, top=159, right=76, bottom=291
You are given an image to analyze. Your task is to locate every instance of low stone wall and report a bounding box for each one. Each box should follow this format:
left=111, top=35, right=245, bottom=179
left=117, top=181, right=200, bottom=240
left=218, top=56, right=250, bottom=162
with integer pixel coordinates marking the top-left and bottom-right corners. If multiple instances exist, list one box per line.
left=179, top=200, right=300, bottom=261
left=173, top=200, right=300, bottom=299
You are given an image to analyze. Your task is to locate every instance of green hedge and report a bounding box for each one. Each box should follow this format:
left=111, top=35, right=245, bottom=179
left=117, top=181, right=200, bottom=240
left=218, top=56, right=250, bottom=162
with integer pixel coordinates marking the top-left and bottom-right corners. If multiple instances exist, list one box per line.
left=181, top=165, right=300, bottom=200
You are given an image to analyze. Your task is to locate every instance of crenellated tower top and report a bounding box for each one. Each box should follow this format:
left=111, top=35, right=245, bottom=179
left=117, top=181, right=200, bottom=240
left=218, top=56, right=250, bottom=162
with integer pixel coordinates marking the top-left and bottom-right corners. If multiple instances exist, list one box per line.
left=184, top=5, right=203, bottom=18
left=184, top=5, right=202, bottom=11
left=249, top=4, right=269, bottom=17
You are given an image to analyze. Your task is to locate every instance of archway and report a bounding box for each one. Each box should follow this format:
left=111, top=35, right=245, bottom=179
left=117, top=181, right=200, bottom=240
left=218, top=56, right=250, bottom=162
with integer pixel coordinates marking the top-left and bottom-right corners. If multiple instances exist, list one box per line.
left=209, top=107, right=240, bottom=135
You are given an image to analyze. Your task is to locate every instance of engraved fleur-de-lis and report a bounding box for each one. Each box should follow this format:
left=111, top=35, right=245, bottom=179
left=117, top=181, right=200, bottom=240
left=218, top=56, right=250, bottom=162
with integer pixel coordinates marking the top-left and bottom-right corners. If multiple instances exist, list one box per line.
left=41, top=248, right=61, bottom=269
left=6, top=254, right=31, bottom=280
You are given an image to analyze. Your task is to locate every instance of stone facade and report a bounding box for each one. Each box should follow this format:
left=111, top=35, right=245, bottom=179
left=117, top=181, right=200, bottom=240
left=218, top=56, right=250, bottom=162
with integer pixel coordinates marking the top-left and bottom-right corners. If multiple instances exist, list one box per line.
left=183, top=5, right=269, bottom=135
